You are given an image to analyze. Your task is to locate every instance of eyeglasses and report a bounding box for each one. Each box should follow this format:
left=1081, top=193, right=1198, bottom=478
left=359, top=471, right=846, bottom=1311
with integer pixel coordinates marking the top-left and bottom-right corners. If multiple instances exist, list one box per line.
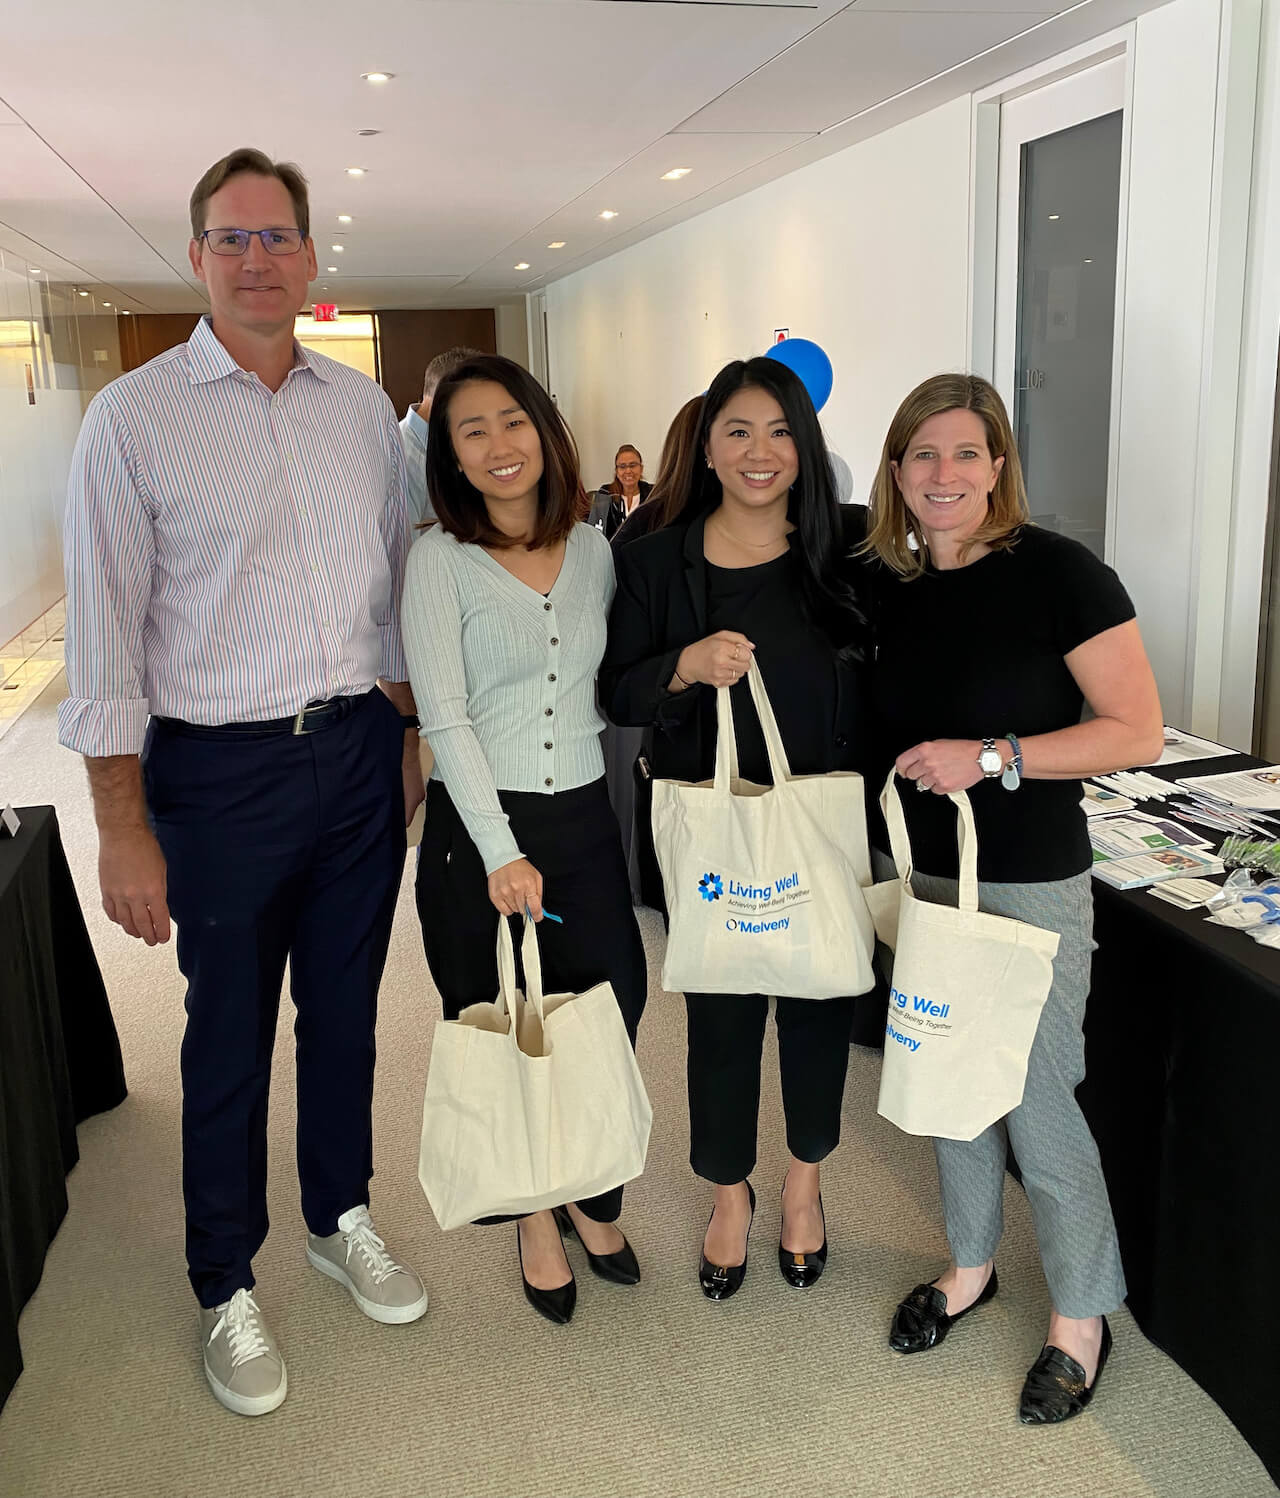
left=616, top=462, right=642, bottom=471
left=199, top=228, right=305, bottom=256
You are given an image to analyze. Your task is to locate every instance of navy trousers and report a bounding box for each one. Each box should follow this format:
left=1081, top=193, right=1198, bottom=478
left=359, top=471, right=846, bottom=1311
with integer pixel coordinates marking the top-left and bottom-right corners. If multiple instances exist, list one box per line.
left=142, top=687, right=405, bottom=1308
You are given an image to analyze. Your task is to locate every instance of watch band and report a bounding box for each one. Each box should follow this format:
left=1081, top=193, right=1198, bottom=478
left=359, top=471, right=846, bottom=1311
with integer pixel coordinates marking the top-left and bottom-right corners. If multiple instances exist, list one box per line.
left=401, top=713, right=421, bottom=730
left=978, top=737, right=1003, bottom=778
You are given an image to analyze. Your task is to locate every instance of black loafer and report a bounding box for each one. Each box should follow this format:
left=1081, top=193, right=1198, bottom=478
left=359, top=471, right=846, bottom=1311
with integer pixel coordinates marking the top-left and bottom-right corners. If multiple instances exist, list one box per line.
left=699, top=1182, right=756, bottom=1302
left=778, top=1191, right=828, bottom=1288
left=1019, top=1316, right=1111, bottom=1425
left=516, top=1222, right=576, bottom=1325
left=888, top=1265, right=999, bottom=1353
left=552, top=1205, right=641, bottom=1286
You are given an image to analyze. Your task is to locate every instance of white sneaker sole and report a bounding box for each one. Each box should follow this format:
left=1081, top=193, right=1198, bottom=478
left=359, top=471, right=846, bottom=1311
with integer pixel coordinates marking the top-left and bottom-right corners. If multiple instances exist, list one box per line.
left=305, top=1243, right=429, bottom=1324
left=204, top=1360, right=287, bottom=1417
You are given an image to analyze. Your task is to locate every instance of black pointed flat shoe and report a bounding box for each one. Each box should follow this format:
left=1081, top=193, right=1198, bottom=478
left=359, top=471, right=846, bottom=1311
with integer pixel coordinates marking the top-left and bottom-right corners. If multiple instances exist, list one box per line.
left=888, top=1265, right=999, bottom=1353
left=552, top=1206, right=641, bottom=1286
left=516, top=1221, right=576, bottom=1325
left=698, top=1181, right=756, bottom=1302
left=1018, top=1316, right=1111, bottom=1425
left=778, top=1190, right=828, bottom=1288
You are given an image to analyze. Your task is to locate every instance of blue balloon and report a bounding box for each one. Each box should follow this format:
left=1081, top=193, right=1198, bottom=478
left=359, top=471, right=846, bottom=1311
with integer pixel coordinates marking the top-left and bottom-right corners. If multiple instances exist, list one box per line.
left=765, top=338, right=833, bottom=412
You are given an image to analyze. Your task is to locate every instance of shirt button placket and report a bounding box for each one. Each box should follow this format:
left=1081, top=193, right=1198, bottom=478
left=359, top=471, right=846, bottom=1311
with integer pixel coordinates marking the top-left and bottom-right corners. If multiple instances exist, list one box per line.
left=543, top=601, right=558, bottom=788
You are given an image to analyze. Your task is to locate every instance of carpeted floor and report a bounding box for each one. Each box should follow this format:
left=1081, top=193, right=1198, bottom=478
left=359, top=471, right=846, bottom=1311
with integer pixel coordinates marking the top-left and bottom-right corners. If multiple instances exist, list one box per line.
left=0, top=676, right=1274, bottom=1498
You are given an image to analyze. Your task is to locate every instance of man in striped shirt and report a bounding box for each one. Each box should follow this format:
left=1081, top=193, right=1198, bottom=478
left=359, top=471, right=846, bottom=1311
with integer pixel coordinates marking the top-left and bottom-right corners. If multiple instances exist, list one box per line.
left=58, top=148, right=429, bottom=1417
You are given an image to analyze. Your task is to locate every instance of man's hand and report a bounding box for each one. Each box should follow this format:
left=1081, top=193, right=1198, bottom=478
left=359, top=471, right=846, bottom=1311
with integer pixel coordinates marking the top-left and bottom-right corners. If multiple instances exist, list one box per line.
left=99, top=824, right=171, bottom=944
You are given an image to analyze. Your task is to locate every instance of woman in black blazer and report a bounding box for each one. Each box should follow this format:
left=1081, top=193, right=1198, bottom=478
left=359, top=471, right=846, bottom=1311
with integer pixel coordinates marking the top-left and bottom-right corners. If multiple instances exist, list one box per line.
left=600, top=357, right=868, bottom=1300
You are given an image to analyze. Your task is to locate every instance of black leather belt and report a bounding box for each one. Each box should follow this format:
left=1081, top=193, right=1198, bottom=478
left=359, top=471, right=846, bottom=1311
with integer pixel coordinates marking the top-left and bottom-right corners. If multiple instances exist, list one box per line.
left=157, top=692, right=368, bottom=737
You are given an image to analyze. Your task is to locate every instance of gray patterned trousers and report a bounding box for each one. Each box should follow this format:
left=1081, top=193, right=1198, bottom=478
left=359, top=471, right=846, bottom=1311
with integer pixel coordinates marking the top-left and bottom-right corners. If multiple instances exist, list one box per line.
left=872, top=852, right=1127, bottom=1318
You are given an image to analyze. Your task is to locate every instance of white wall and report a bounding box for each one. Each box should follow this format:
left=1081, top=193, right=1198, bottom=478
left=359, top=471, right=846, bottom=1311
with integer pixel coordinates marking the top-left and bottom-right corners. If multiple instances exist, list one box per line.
left=545, top=0, right=1274, bottom=743
left=546, top=96, right=973, bottom=501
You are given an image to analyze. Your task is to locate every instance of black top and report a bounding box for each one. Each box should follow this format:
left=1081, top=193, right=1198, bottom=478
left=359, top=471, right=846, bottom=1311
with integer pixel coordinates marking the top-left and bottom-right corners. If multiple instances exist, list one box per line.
left=867, top=525, right=1136, bottom=882
left=601, top=507, right=869, bottom=785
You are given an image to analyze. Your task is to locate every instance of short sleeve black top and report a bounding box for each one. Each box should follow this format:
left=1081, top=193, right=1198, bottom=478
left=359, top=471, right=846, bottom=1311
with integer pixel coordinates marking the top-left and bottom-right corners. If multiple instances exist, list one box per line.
left=867, top=525, right=1136, bottom=882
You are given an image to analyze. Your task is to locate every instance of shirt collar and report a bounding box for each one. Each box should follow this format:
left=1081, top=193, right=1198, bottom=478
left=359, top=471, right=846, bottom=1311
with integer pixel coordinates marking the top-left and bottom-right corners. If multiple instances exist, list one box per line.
left=185, top=314, right=331, bottom=387
left=403, top=404, right=430, bottom=444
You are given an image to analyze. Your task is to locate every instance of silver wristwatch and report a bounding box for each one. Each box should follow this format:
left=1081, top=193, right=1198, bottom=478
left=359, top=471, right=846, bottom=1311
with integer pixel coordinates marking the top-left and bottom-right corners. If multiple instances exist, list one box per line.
left=978, top=737, right=1004, bottom=778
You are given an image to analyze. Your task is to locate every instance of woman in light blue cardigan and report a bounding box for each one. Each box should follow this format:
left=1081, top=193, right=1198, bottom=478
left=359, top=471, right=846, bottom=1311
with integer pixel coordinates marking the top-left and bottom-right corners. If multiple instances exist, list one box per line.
left=402, top=355, right=647, bottom=1328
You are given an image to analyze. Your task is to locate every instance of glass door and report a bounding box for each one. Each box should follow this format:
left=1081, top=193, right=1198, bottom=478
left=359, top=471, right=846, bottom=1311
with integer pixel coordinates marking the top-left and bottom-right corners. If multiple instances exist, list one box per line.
left=995, top=58, right=1126, bottom=560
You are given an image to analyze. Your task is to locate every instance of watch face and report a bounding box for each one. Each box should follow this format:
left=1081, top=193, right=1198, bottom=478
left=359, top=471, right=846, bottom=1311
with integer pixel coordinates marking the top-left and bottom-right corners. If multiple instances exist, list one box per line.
left=979, top=748, right=1002, bottom=775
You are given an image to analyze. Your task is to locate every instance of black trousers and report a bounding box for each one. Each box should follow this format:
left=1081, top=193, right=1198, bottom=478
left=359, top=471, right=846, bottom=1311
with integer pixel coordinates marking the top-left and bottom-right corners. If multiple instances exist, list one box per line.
left=415, top=777, right=647, bottom=1222
left=685, top=991, right=856, bottom=1185
left=142, top=688, right=405, bottom=1308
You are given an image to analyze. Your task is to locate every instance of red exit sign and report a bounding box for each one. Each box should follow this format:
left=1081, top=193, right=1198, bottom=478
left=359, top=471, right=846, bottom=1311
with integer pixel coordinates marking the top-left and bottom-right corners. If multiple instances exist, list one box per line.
left=312, top=303, right=338, bottom=322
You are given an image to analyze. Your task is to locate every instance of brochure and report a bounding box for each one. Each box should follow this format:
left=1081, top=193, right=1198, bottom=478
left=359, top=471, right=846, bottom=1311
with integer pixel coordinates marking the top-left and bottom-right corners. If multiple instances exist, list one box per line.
left=1155, top=726, right=1236, bottom=766
left=1175, top=767, right=1280, bottom=811
left=1082, top=783, right=1134, bottom=817
left=1088, top=814, right=1212, bottom=861
left=1092, top=846, right=1226, bottom=889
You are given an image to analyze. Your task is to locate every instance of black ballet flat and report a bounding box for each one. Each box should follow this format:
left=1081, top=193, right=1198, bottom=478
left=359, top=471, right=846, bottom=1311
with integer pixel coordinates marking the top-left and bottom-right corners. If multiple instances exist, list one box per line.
left=552, top=1205, right=641, bottom=1286
left=1018, top=1316, right=1112, bottom=1425
left=778, top=1190, right=828, bottom=1288
left=698, top=1181, right=756, bottom=1302
left=888, top=1265, right=999, bottom=1353
left=516, top=1221, right=576, bottom=1325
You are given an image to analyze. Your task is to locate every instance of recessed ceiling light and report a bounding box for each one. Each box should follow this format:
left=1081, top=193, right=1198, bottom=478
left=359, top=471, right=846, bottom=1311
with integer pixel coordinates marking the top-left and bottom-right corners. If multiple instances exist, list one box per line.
left=78, top=289, right=89, bottom=297
left=331, top=245, right=345, bottom=252
left=356, top=129, right=382, bottom=137
left=1049, top=213, right=1060, bottom=221
left=29, top=267, right=41, bottom=274
left=514, top=262, right=531, bottom=271
left=599, top=210, right=618, bottom=220
left=327, top=266, right=338, bottom=273
left=547, top=241, right=566, bottom=249
left=361, top=71, right=393, bottom=83
left=102, top=301, right=112, bottom=307
left=121, top=309, right=131, bottom=316
left=346, top=167, right=367, bottom=176
left=337, top=215, right=353, bottom=223
left=1084, top=258, right=1093, bottom=264
left=661, top=168, right=692, bottom=181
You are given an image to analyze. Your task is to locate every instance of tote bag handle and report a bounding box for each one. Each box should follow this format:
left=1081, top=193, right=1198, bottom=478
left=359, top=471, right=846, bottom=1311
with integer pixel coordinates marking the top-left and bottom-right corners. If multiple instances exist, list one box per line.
left=879, top=770, right=980, bottom=912
left=713, top=656, right=794, bottom=791
left=495, top=915, right=548, bottom=1047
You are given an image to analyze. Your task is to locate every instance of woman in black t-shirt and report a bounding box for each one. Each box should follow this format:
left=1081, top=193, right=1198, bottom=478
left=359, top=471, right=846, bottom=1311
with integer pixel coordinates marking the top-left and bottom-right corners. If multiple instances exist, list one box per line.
left=601, top=357, right=867, bottom=1302
left=864, top=373, right=1162, bottom=1425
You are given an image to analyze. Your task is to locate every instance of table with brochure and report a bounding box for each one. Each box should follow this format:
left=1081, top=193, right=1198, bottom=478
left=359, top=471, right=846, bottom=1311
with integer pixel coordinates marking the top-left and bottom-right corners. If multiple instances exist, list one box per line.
left=1078, top=748, right=1280, bottom=1483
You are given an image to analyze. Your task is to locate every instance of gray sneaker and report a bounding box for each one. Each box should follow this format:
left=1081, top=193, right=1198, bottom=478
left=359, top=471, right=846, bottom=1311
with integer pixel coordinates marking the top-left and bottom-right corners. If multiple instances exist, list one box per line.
left=306, top=1206, right=429, bottom=1325
left=199, top=1288, right=287, bottom=1416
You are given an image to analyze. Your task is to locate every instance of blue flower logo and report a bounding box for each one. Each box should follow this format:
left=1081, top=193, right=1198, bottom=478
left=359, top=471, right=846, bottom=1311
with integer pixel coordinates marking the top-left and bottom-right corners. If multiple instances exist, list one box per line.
left=698, top=872, right=723, bottom=902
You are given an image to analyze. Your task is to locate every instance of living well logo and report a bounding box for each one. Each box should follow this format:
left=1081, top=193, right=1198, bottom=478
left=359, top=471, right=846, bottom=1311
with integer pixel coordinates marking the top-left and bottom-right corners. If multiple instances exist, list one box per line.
left=698, top=868, right=812, bottom=934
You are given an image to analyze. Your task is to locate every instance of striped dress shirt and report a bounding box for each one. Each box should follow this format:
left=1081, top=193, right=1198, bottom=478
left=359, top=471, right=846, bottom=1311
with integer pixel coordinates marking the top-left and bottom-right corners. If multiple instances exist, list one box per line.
left=402, top=522, right=614, bottom=874
left=58, top=316, right=410, bottom=757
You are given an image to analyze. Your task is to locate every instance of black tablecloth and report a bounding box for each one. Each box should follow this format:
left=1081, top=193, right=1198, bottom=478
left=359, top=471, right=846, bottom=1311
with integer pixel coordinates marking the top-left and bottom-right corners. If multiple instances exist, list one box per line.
left=1079, top=753, right=1280, bottom=1484
left=0, top=806, right=126, bottom=1411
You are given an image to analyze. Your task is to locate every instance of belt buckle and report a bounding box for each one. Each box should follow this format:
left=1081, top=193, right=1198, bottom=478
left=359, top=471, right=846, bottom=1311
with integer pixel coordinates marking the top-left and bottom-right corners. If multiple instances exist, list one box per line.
left=292, top=706, right=310, bottom=736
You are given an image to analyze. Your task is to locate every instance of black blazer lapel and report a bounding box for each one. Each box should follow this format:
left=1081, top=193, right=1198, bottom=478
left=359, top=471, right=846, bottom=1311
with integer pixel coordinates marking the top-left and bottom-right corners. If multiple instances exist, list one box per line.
left=681, top=513, right=709, bottom=635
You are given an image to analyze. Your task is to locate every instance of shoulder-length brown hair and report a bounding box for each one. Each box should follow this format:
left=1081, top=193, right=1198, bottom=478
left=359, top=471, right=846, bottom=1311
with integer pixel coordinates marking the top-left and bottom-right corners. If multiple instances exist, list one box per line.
left=863, top=372, right=1029, bottom=578
left=646, top=397, right=703, bottom=527
left=425, top=355, right=582, bottom=551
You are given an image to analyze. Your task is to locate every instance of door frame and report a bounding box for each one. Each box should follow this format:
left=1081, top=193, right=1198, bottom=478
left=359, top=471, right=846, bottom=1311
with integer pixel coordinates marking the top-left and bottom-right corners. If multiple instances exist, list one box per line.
left=970, top=35, right=1135, bottom=565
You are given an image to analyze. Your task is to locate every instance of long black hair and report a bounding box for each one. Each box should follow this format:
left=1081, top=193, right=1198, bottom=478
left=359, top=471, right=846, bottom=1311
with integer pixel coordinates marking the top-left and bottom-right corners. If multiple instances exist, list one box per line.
left=690, top=357, right=864, bottom=658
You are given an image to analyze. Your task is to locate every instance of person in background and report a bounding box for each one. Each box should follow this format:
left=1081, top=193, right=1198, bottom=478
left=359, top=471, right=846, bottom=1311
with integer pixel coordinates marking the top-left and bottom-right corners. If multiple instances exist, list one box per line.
left=612, top=397, right=704, bottom=550
left=588, top=445, right=652, bottom=539
left=601, top=358, right=868, bottom=1302
left=403, top=354, right=647, bottom=1327
left=58, top=147, right=428, bottom=1419
left=400, top=345, right=483, bottom=528
left=863, top=372, right=1162, bottom=1425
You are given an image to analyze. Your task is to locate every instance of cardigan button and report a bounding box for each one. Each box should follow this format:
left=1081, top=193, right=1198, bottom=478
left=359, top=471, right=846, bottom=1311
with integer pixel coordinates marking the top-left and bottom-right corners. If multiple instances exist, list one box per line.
left=548, top=673, right=557, bottom=682
left=550, top=637, right=559, bottom=646
left=544, top=777, right=553, bottom=787
left=543, top=602, right=552, bottom=611
left=545, top=707, right=553, bottom=716
left=544, top=741, right=553, bottom=750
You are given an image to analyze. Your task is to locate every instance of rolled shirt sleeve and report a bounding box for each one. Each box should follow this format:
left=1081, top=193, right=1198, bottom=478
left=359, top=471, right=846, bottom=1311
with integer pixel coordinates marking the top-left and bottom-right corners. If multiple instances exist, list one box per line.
left=57, top=396, right=156, bottom=757
left=398, top=404, right=434, bottom=529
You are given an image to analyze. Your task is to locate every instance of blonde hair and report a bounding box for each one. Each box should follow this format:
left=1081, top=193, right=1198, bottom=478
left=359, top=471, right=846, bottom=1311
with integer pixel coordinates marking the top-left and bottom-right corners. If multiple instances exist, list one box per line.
left=863, top=372, right=1028, bottom=577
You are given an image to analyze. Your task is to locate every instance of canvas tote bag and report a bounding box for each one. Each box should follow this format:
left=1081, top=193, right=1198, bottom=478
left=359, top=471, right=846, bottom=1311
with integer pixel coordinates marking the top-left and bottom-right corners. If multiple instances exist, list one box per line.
left=875, top=771, right=1061, bottom=1141
left=652, top=657, right=876, bottom=1000
left=418, top=916, right=653, bottom=1230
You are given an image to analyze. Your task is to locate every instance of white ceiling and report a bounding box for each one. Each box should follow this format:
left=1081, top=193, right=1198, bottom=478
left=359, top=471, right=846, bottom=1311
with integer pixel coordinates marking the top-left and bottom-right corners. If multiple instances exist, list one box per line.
left=0, top=0, right=1167, bottom=315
